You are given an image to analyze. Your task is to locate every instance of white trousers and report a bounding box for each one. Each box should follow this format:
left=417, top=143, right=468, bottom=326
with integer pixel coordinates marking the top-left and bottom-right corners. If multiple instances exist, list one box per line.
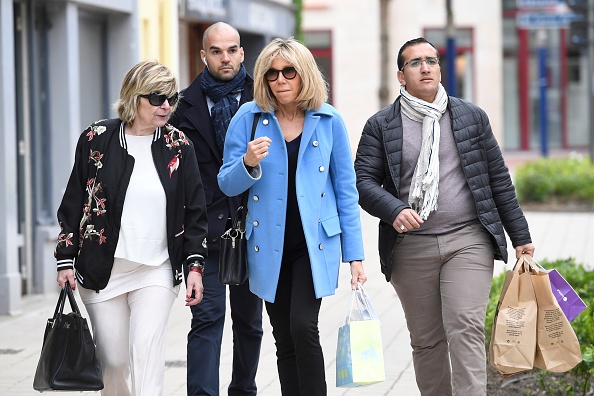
left=83, top=285, right=177, bottom=396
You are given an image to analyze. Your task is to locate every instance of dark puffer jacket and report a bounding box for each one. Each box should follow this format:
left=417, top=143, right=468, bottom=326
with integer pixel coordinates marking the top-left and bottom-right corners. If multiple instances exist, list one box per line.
left=355, top=96, right=532, bottom=279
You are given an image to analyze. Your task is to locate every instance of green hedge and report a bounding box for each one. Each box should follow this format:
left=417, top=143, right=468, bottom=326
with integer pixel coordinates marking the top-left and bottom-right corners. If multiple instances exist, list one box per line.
left=514, top=155, right=594, bottom=204
left=485, top=258, right=594, bottom=395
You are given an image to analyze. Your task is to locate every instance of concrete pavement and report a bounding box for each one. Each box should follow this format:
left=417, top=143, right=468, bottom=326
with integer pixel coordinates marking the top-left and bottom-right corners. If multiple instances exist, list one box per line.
left=2, top=209, right=593, bottom=396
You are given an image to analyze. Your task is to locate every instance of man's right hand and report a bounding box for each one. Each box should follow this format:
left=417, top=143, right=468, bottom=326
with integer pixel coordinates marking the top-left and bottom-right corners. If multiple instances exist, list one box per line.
left=393, top=208, right=424, bottom=233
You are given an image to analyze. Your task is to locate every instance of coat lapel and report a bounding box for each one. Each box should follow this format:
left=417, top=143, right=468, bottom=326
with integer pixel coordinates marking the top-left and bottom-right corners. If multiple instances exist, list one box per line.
left=180, top=74, right=221, bottom=159
left=298, top=107, right=330, bottom=160
left=180, top=72, right=255, bottom=161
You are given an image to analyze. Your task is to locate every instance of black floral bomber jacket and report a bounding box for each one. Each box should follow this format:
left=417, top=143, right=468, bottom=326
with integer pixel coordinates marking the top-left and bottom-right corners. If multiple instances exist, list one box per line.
left=55, top=118, right=208, bottom=291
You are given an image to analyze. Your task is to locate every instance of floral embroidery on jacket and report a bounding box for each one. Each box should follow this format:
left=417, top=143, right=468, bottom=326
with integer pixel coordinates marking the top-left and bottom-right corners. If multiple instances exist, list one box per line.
left=79, top=148, right=108, bottom=246
left=89, top=150, right=104, bottom=169
left=82, top=225, right=106, bottom=245
left=168, top=155, right=180, bottom=178
left=163, top=124, right=190, bottom=149
left=56, top=222, right=74, bottom=249
left=86, top=124, right=107, bottom=141
left=163, top=125, right=189, bottom=178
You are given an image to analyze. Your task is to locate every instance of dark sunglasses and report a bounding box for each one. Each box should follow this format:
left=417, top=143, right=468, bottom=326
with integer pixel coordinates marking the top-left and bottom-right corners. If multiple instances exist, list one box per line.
left=265, top=66, right=298, bottom=82
left=139, top=92, right=179, bottom=107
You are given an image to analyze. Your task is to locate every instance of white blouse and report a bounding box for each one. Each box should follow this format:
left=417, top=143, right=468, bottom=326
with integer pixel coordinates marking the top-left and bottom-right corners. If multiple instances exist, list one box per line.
left=114, top=133, right=169, bottom=266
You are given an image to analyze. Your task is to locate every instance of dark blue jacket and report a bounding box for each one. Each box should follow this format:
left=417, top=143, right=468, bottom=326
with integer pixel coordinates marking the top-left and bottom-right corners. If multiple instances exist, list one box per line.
left=169, top=72, right=254, bottom=248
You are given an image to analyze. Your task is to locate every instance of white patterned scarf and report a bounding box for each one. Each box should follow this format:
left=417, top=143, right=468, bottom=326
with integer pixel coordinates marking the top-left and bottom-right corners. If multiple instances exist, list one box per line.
left=400, top=83, right=448, bottom=220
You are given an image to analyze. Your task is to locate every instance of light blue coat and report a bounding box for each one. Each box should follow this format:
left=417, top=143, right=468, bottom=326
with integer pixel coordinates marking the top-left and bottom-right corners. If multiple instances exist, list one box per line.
left=218, top=102, right=365, bottom=303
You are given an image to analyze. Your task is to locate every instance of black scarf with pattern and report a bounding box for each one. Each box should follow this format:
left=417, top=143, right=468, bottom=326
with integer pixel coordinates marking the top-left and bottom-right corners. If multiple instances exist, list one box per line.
left=200, top=64, right=247, bottom=153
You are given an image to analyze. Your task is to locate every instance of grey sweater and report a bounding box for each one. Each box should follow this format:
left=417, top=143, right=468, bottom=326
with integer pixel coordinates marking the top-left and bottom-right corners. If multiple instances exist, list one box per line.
left=400, top=112, right=478, bottom=235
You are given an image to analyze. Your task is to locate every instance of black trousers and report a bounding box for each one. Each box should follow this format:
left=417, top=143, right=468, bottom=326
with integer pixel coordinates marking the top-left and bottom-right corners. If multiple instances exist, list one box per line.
left=265, top=249, right=326, bottom=396
left=186, top=246, right=263, bottom=396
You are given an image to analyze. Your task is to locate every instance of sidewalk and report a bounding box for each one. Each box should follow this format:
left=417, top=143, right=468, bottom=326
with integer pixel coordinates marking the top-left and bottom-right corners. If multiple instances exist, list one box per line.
left=2, top=210, right=593, bottom=396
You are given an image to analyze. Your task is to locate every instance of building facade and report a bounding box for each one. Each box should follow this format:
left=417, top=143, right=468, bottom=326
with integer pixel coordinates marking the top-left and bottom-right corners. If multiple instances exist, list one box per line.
left=178, top=0, right=295, bottom=87
left=302, top=0, right=503, bottom=151
left=302, top=0, right=591, bottom=153
left=0, top=0, right=295, bottom=315
left=1, top=0, right=141, bottom=315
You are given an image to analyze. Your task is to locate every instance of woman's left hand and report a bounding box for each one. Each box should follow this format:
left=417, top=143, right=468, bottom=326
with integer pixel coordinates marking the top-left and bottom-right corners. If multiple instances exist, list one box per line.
left=185, top=272, right=204, bottom=306
left=349, top=261, right=367, bottom=289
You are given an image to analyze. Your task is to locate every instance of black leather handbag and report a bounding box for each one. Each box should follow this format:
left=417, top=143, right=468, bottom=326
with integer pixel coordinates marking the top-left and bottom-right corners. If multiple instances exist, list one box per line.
left=33, top=282, right=103, bottom=392
left=218, top=205, right=248, bottom=285
left=218, top=113, right=260, bottom=285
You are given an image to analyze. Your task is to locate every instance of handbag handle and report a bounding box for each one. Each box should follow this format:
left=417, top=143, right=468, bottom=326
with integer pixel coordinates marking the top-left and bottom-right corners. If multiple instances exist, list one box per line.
left=52, top=282, right=82, bottom=325
left=236, top=113, right=262, bottom=233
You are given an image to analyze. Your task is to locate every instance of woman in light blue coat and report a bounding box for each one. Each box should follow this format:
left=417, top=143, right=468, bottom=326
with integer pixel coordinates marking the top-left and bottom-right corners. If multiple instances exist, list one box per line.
left=218, top=38, right=366, bottom=395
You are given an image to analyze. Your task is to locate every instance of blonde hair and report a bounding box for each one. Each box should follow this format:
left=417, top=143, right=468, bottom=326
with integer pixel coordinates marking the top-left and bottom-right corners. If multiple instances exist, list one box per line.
left=253, top=37, right=327, bottom=112
left=113, top=60, right=179, bottom=124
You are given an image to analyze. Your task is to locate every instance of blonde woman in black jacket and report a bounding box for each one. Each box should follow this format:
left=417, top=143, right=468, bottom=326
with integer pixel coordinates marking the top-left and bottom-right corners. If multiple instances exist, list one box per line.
left=55, top=60, right=208, bottom=395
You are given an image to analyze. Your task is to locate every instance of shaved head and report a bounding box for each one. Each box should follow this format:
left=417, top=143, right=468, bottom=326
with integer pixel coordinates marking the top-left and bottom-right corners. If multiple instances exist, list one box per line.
left=203, top=22, right=240, bottom=49
left=200, top=22, right=244, bottom=81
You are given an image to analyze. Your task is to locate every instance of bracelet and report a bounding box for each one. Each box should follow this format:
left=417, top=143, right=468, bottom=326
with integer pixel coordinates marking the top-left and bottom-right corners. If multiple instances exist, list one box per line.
left=188, top=260, right=205, bottom=276
left=189, top=266, right=203, bottom=275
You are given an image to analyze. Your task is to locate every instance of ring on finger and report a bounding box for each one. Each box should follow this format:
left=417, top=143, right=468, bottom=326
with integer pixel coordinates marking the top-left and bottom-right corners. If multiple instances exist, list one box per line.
left=400, top=224, right=406, bottom=231
left=262, top=151, right=268, bottom=158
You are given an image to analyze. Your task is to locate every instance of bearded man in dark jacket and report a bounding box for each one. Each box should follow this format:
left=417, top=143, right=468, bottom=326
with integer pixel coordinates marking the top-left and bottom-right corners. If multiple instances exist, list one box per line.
left=169, top=22, right=263, bottom=396
left=354, top=37, right=535, bottom=396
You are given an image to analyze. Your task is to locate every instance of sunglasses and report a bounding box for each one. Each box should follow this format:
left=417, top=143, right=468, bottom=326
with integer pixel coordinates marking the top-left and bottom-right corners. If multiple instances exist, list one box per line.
left=139, top=92, right=179, bottom=107
left=265, top=67, right=298, bottom=82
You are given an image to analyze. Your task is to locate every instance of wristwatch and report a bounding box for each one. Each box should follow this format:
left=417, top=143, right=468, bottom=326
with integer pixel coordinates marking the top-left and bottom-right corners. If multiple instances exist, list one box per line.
left=188, top=260, right=205, bottom=276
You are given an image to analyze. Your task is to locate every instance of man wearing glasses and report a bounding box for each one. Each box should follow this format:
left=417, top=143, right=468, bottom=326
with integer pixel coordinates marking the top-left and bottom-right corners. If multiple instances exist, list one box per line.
left=169, top=22, right=263, bottom=396
left=354, top=37, right=535, bottom=395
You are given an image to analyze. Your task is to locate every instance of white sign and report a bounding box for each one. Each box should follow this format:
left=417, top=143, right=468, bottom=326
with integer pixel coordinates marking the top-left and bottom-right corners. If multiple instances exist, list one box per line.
left=186, top=0, right=226, bottom=17
left=517, top=12, right=576, bottom=28
left=516, top=0, right=564, bottom=8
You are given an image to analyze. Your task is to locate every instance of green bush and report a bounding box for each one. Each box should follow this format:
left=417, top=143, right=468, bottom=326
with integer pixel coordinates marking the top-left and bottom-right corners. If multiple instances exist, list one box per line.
left=514, top=155, right=594, bottom=204
left=485, top=258, right=594, bottom=395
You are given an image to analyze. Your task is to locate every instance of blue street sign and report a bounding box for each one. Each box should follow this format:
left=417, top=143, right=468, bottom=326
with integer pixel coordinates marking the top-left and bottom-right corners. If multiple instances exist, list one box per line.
left=516, top=0, right=564, bottom=8
left=517, top=12, right=577, bottom=28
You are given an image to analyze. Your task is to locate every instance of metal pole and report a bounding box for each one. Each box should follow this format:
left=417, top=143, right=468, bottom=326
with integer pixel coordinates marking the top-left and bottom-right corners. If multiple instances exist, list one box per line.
left=538, top=29, right=549, bottom=157
left=589, top=0, right=594, bottom=160
left=379, top=0, right=390, bottom=108
left=446, top=0, right=457, bottom=96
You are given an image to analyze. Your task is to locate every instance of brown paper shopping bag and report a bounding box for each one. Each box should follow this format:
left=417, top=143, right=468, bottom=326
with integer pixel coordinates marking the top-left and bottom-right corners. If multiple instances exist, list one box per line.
left=489, top=255, right=538, bottom=375
left=526, top=256, right=583, bottom=372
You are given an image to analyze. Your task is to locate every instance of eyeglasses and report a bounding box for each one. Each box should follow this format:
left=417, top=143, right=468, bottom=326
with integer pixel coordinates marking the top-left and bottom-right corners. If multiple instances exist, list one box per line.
left=139, top=92, right=179, bottom=107
left=265, top=67, right=298, bottom=82
left=401, top=57, right=440, bottom=70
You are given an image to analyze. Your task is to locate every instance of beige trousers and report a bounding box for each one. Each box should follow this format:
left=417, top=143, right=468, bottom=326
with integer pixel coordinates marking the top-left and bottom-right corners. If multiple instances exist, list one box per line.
left=390, top=223, right=494, bottom=396
left=83, top=285, right=177, bottom=396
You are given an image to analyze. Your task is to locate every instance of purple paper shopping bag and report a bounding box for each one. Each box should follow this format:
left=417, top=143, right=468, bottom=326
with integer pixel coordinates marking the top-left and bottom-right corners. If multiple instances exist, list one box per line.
left=548, top=269, right=587, bottom=322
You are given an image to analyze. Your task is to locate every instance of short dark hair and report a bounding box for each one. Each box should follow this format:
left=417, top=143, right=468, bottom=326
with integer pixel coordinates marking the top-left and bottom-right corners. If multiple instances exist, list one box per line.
left=397, top=37, right=438, bottom=71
